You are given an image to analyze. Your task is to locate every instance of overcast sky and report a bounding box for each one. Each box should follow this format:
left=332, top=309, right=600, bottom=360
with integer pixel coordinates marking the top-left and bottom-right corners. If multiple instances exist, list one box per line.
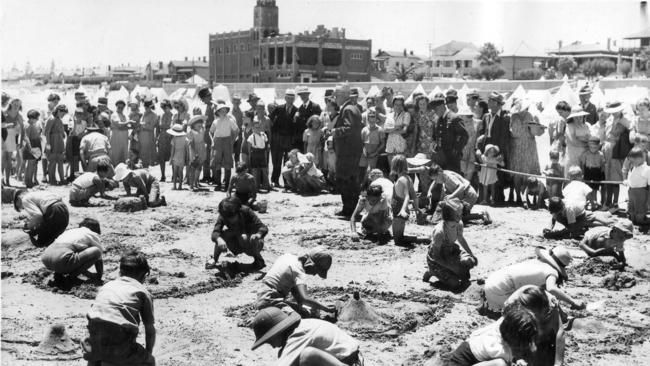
left=0, top=0, right=645, bottom=71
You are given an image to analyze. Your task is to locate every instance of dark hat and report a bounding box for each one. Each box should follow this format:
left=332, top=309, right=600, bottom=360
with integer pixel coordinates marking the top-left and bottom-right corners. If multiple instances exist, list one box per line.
left=198, top=86, right=212, bottom=99
left=446, top=89, right=458, bottom=98
left=488, top=91, right=505, bottom=104
left=74, top=91, right=85, bottom=97
left=350, top=87, right=359, bottom=97
left=98, top=97, right=108, bottom=105
left=115, top=99, right=126, bottom=107
left=467, top=89, right=480, bottom=98
left=429, top=96, right=446, bottom=109
left=247, top=93, right=260, bottom=103
left=445, top=95, right=458, bottom=104
left=251, top=308, right=301, bottom=350
left=306, top=247, right=332, bottom=279
left=324, top=89, right=334, bottom=97
left=47, top=93, right=60, bottom=102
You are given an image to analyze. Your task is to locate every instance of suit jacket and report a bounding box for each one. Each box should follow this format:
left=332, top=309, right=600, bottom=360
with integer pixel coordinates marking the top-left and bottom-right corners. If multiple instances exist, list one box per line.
left=582, top=102, right=599, bottom=125
left=332, top=100, right=363, bottom=173
left=295, top=100, right=322, bottom=138
left=270, top=103, right=298, bottom=137
left=433, top=110, right=469, bottom=156
left=480, top=110, right=512, bottom=160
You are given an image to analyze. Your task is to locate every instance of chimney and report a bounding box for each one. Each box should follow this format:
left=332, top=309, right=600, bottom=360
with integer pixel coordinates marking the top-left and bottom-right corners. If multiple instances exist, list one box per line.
left=185, top=56, right=188, bottom=61
left=403, top=49, right=407, bottom=56
left=558, top=40, right=563, bottom=51
left=607, top=38, right=611, bottom=51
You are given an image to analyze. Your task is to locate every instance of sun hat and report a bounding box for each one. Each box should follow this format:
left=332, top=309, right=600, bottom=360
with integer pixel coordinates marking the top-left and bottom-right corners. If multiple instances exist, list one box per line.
left=350, top=87, right=360, bottom=97
left=467, top=89, right=480, bottom=98
left=285, top=89, right=296, bottom=97
left=306, top=247, right=332, bottom=279
left=536, top=246, right=572, bottom=280
left=189, top=115, right=205, bottom=127
left=251, top=307, right=301, bottom=350
left=612, top=219, right=634, bottom=238
left=568, top=105, right=589, bottom=119
left=197, top=86, right=212, bottom=99
left=115, top=99, right=126, bottom=107
left=488, top=91, right=505, bottom=104
left=484, top=144, right=500, bottom=155
left=457, top=106, right=474, bottom=116
left=391, top=94, right=405, bottom=106
left=295, top=86, right=310, bottom=95
left=604, top=101, right=624, bottom=114
left=232, top=94, right=241, bottom=101
left=215, top=102, right=230, bottom=113
left=578, top=85, right=593, bottom=96
left=428, top=96, right=446, bottom=109
left=406, top=153, right=431, bottom=167
left=167, top=123, right=187, bottom=137
left=588, top=134, right=600, bottom=143
left=113, top=163, right=132, bottom=181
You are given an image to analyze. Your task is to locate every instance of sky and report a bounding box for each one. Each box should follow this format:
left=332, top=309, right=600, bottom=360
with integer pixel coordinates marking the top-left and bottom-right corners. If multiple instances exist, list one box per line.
left=0, top=0, right=646, bottom=71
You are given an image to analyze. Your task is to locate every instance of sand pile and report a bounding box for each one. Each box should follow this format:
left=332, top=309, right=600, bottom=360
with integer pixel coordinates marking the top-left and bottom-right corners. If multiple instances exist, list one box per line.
left=602, top=272, right=636, bottom=291
left=114, top=196, right=147, bottom=212
left=337, top=291, right=384, bottom=329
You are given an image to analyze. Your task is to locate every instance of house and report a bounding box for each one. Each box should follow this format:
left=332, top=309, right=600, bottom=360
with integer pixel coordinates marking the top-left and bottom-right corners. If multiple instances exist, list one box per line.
left=621, top=27, right=650, bottom=72
left=110, top=66, right=144, bottom=80
left=145, top=61, right=170, bottom=81
left=372, top=49, right=425, bottom=73
left=500, top=41, right=550, bottom=79
left=428, top=41, right=480, bottom=78
left=547, top=41, right=637, bottom=71
left=168, top=58, right=209, bottom=83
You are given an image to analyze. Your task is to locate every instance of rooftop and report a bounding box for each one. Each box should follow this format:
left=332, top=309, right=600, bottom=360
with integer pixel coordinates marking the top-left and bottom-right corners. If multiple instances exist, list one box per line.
left=552, top=42, right=616, bottom=54
left=624, top=27, right=650, bottom=40
left=431, top=40, right=479, bottom=57
left=170, top=60, right=209, bottom=68
left=501, top=41, right=548, bottom=58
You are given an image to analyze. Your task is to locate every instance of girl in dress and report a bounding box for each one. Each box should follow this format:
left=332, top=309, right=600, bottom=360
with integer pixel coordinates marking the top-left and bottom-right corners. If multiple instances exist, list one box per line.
left=478, top=144, right=504, bottom=206
left=302, top=115, right=323, bottom=168
left=128, top=101, right=142, bottom=154
left=384, top=95, right=410, bottom=163
left=187, top=116, right=207, bottom=191
left=168, top=124, right=187, bottom=190
left=157, top=99, right=173, bottom=181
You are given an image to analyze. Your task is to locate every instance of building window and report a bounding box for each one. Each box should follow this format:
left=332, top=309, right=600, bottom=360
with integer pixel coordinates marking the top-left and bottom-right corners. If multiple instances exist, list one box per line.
left=464, top=60, right=472, bottom=68
left=278, top=47, right=284, bottom=64
left=435, top=60, right=441, bottom=67
left=297, top=47, right=318, bottom=66
left=351, top=53, right=362, bottom=60
left=286, top=47, right=293, bottom=64
left=322, top=49, right=342, bottom=66
left=395, top=61, right=400, bottom=67
left=247, top=44, right=251, bottom=51
left=443, top=60, right=453, bottom=67
left=456, top=60, right=462, bottom=69
left=269, top=47, right=276, bottom=65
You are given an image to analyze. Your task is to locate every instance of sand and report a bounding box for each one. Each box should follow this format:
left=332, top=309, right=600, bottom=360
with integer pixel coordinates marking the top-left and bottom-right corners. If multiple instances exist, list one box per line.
left=2, top=181, right=650, bottom=365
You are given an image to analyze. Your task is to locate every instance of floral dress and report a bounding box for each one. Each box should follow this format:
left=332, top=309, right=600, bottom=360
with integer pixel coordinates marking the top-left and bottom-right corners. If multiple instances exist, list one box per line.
left=416, top=110, right=436, bottom=157
left=385, top=111, right=410, bottom=154
left=509, top=111, right=541, bottom=176
left=461, top=118, right=479, bottom=179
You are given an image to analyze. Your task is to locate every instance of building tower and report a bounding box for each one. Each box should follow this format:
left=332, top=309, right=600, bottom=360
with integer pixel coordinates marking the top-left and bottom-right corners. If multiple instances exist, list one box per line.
left=254, top=0, right=279, bottom=38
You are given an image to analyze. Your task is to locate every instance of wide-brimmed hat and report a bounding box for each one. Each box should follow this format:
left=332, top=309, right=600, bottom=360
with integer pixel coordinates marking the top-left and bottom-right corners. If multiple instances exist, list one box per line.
left=215, top=102, right=230, bottom=113
left=255, top=100, right=266, bottom=109
left=568, top=105, right=589, bottom=119
left=579, top=85, right=593, bottom=96
left=115, top=99, right=126, bottom=107
left=467, top=89, right=480, bottom=98
left=536, top=246, right=572, bottom=280
left=251, top=308, right=301, bottom=350
left=428, top=96, right=446, bottom=109
left=85, top=125, right=104, bottom=133
left=392, top=94, right=405, bottom=106
left=189, top=115, right=205, bottom=127
left=113, top=163, right=132, bottom=181
left=247, top=93, right=260, bottom=103
left=406, top=153, right=431, bottom=167
left=604, top=101, right=624, bottom=114
left=350, top=87, right=360, bottom=97
left=295, top=86, right=310, bottom=95
left=174, top=98, right=189, bottom=111
left=588, top=134, right=600, bottom=143
left=306, top=247, right=332, bottom=279
left=167, top=123, right=187, bottom=136
left=484, top=144, right=500, bottom=155
left=285, top=89, right=296, bottom=97
left=612, top=219, right=634, bottom=238
left=197, top=86, right=212, bottom=99
left=457, top=106, right=474, bottom=116
left=488, top=91, right=504, bottom=104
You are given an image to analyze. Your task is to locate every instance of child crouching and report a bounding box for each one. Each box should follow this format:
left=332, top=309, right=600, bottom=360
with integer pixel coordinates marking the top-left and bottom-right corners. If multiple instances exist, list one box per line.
left=350, top=184, right=392, bottom=241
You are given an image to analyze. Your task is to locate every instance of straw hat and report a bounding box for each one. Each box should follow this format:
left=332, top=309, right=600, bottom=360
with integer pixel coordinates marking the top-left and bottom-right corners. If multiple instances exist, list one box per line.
left=612, top=219, right=634, bottom=238
left=251, top=308, right=301, bottom=350
left=578, top=85, right=593, bottom=96
left=215, top=102, right=230, bottom=113
left=604, top=101, right=624, bottom=114
left=406, top=153, right=431, bottom=167
left=488, top=91, right=505, bottom=104
left=568, top=106, right=589, bottom=119
left=167, top=124, right=187, bottom=137
left=295, top=86, right=310, bottom=95
left=285, top=89, right=296, bottom=97
left=484, top=144, right=500, bottom=155
left=536, top=246, right=572, bottom=280
left=34, top=324, right=76, bottom=355
left=113, top=163, right=132, bottom=181
left=189, top=115, right=205, bottom=128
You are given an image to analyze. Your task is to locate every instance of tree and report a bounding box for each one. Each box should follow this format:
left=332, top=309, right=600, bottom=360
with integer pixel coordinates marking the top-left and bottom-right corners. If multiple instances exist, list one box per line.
left=390, top=64, right=417, bottom=81
left=619, top=61, right=632, bottom=78
left=515, top=68, right=543, bottom=80
left=476, top=43, right=501, bottom=66
left=580, top=59, right=616, bottom=78
left=468, top=65, right=506, bottom=80
left=557, top=57, right=577, bottom=77
left=413, top=72, right=425, bottom=81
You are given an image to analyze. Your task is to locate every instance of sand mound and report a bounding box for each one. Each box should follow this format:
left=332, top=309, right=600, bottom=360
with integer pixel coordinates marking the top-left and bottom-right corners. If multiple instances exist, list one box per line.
left=337, top=292, right=384, bottom=329
left=114, top=196, right=147, bottom=212
left=602, top=272, right=636, bottom=291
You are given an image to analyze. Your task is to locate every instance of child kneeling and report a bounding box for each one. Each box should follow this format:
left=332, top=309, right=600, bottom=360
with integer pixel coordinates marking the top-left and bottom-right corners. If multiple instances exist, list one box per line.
left=350, top=185, right=392, bottom=240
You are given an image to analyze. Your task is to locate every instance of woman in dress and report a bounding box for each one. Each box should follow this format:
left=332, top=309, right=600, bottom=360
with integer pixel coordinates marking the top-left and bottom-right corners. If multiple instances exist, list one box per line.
left=109, top=100, right=129, bottom=165
left=138, top=100, right=159, bottom=168
left=600, top=101, right=631, bottom=209
left=563, top=106, right=591, bottom=178
left=2, top=99, right=25, bottom=186
left=458, top=106, right=478, bottom=182
left=127, top=101, right=142, bottom=154
left=509, top=99, right=542, bottom=204
left=414, top=95, right=435, bottom=158
left=157, top=99, right=173, bottom=181
left=172, top=98, right=190, bottom=129
left=384, top=95, right=410, bottom=163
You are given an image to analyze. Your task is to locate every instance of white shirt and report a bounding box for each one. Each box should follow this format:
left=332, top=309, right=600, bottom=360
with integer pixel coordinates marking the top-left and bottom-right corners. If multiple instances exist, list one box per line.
left=247, top=132, right=268, bottom=149
left=562, top=181, right=592, bottom=207
left=262, top=254, right=307, bottom=297
left=627, top=162, right=650, bottom=188
left=485, top=259, right=558, bottom=295
left=468, top=318, right=512, bottom=362
left=277, top=319, right=359, bottom=366
left=21, top=191, right=62, bottom=230
left=210, top=115, right=239, bottom=138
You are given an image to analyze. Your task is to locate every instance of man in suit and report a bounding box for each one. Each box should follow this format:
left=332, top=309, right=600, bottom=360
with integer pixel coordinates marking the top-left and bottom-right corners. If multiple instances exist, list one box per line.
left=350, top=87, right=364, bottom=113
left=332, top=84, right=363, bottom=218
left=479, top=91, right=512, bottom=204
left=579, top=85, right=599, bottom=125
left=430, top=96, right=469, bottom=174
left=269, top=89, right=298, bottom=187
left=294, top=86, right=322, bottom=152
left=198, top=87, right=216, bottom=183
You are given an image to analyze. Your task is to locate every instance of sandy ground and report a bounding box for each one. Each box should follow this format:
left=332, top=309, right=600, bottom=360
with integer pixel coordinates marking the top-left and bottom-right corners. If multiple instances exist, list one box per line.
left=2, top=170, right=650, bottom=366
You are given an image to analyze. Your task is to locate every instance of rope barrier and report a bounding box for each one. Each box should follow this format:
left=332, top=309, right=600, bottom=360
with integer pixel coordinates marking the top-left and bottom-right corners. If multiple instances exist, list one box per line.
left=471, top=161, right=625, bottom=185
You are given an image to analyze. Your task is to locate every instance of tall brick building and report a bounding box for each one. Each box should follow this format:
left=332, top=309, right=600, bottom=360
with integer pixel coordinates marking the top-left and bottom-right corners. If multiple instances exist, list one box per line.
left=209, top=0, right=372, bottom=83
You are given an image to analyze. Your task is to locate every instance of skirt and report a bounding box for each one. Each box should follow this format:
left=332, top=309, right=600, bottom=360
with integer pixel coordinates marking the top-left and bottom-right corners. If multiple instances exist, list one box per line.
left=583, top=167, right=605, bottom=191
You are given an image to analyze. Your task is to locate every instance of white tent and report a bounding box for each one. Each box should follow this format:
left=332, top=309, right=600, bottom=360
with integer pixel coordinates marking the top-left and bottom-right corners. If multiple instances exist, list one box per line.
left=590, top=84, right=606, bottom=110
left=150, top=87, right=168, bottom=101
left=366, top=85, right=381, bottom=99
left=406, top=84, right=426, bottom=104
left=427, top=86, right=442, bottom=99
left=526, top=89, right=553, bottom=111
left=253, top=87, right=277, bottom=107
left=212, top=84, right=231, bottom=103
left=505, top=84, right=527, bottom=107
left=169, top=87, right=187, bottom=101
left=185, top=74, right=208, bottom=86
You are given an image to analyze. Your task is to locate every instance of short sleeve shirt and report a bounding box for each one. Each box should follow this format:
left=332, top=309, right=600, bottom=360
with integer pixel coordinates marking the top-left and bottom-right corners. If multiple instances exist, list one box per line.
left=87, top=276, right=154, bottom=334
left=628, top=163, right=650, bottom=188
left=262, top=254, right=307, bottom=297
left=561, top=201, right=585, bottom=225
left=582, top=226, right=624, bottom=252
left=41, top=227, right=102, bottom=269
left=277, top=319, right=359, bottom=366
left=562, top=181, right=592, bottom=205
left=467, top=318, right=513, bottom=362
left=487, top=260, right=558, bottom=295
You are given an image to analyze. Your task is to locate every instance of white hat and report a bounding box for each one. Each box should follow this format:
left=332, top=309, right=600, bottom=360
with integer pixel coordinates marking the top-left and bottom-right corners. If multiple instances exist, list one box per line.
left=113, top=163, right=131, bottom=181
left=568, top=106, right=589, bottom=120
left=604, top=101, right=624, bottom=114
left=167, top=124, right=187, bottom=136
left=406, top=153, right=431, bottom=167
left=215, top=102, right=230, bottom=113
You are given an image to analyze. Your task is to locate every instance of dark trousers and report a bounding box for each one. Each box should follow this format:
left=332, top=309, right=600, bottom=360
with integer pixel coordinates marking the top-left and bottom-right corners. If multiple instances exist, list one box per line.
left=336, top=174, right=360, bottom=215
left=202, top=133, right=212, bottom=180
left=271, top=134, right=292, bottom=183
left=233, top=136, right=242, bottom=165
left=34, top=202, right=69, bottom=247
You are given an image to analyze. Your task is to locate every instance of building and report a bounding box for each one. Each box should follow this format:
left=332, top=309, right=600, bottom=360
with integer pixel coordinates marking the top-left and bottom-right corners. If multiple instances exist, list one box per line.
left=209, top=0, right=372, bottom=83
left=372, top=49, right=426, bottom=73
left=428, top=41, right=480, bottom=78
left=168, top=58, right=209, bottom=82
left=621, top=27, right=650, bottom=72
left=110, top=66, right=144, bottom=80
left=500, top=41, right=550, bottom=79
left=547, top=41, right=637, bottom=70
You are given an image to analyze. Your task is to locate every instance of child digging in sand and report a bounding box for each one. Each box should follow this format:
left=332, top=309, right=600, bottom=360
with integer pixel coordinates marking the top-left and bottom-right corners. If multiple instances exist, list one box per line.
left=579, top=220, right=633, bottom=268
left=350, top=184, right=392, bottom=241
left=227, top=162, right=258, bottom=208
left=390, top=155, right=419, bottom=247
